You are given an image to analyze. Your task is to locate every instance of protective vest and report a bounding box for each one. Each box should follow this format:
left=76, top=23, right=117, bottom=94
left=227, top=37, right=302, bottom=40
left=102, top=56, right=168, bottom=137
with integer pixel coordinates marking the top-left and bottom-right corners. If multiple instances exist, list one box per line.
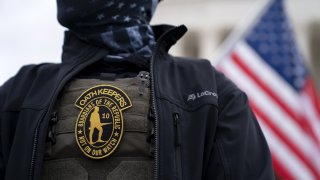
left=42, top=72, right=154, bottom=180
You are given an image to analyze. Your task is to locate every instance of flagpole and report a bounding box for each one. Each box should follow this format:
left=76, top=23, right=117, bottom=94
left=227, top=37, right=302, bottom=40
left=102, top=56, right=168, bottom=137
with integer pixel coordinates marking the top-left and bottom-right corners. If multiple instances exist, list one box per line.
left=211, top=0, right=274, bottom=67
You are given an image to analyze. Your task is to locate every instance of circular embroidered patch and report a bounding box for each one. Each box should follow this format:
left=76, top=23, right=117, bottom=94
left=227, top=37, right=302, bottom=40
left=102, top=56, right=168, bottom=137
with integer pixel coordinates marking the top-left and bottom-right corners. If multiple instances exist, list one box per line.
left=74, top=85, right=132, bottom=159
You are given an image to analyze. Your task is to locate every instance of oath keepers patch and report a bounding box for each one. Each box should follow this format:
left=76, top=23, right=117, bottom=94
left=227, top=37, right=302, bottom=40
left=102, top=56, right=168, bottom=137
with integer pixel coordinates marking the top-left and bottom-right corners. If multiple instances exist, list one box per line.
left=74, top=85, right=132, bottom=159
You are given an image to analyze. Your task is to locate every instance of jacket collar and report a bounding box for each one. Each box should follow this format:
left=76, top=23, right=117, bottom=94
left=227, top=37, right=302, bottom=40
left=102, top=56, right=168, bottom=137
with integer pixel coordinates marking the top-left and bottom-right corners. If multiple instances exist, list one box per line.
left=61, top=24, right=188, bottom=64
left=152, top=24, right=188, bottom=53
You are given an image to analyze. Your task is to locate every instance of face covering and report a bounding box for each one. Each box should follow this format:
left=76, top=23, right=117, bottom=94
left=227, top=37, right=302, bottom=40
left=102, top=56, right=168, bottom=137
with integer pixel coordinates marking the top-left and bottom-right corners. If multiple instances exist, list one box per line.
left=57, top=0, right=158, bottom=58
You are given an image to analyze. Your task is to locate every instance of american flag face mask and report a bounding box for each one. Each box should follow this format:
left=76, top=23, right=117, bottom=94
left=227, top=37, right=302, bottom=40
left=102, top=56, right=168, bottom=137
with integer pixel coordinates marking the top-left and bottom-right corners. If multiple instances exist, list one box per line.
left=57, top=0, right=158, bottom=57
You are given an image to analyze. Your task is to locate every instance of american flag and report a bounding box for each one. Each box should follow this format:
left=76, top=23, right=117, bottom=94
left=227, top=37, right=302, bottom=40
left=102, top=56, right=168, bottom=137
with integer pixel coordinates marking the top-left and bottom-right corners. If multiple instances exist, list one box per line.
left=215, top=0, right=320, bottom=179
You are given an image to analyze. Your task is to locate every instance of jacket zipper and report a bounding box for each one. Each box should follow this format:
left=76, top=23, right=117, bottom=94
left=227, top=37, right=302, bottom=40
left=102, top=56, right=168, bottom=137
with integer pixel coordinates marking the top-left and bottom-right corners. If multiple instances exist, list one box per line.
left=173, top=113, right=182, bottom=180
left=28, top=57, right=102, bottom=180
left=150, top=52, right=159, bottom=180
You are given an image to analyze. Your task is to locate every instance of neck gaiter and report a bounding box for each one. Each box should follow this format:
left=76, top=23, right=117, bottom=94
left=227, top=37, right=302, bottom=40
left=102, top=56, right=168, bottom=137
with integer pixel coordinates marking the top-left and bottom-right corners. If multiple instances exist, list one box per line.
left=57, top=0, right=158, bottom=58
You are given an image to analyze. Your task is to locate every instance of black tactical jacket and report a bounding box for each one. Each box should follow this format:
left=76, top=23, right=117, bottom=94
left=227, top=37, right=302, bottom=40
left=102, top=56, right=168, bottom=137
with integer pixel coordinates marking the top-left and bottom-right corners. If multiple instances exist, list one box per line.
left=0, top=25, right=275, bottom=180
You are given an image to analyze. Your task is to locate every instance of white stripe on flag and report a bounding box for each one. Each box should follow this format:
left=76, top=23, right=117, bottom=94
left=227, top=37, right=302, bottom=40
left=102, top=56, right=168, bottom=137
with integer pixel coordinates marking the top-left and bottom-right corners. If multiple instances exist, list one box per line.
left=234, top=41, right=320, bottom=147
left=234, top=42, right=301, bottom=114
left=258, top=117, right=315, bottom=180
left=220, top=57, right=320, bottom=168
left=301, top=92, right=320, bottom=149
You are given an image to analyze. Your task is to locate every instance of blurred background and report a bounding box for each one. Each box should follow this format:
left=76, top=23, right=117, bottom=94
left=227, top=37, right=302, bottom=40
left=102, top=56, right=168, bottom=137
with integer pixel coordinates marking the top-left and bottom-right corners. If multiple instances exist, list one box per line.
left=0, top=0, right=320, bottom=86
left=1, top=0, right=320, bottom=179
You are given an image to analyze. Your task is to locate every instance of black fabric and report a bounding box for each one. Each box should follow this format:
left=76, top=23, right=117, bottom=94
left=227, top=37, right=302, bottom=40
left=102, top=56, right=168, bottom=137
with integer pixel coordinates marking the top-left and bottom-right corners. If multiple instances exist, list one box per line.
left=42, top=159, right=88, bottom=180
left=0, top=25, right=275, bottom=180
left=57, top=0, right=158, bottom=57
left=42, top=158, right=153, bottom=180
left=76, top=55, right=150, bottom=79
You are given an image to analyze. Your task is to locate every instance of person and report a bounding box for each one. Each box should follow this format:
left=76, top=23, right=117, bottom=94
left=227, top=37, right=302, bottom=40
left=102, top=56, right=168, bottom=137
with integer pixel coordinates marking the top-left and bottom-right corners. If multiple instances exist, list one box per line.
left=89, top=106, right=111, bottom=144
left=0, top=0, right=275, bottom=179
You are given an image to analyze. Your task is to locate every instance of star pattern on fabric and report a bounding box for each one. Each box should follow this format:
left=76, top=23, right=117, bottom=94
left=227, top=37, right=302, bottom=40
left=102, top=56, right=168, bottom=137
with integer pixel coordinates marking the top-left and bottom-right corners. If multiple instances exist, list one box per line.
left=59, top=0, right=157, bottom=59
left=246, top=0, right=307, bottom=90
left=130, top=3, right=137, bottom=8
left=124, top=16, right=131, bottom=22
left=97, top=14, right=105, bottom=20
left=118, top=2, right=125, bottom=9
left=143, top=12, right=148, bottom=17
left=78, top=130, right=83, bottom=134
left=112, top=15, right=120, bottom=20
left=105, top=1, right=115, bottom=7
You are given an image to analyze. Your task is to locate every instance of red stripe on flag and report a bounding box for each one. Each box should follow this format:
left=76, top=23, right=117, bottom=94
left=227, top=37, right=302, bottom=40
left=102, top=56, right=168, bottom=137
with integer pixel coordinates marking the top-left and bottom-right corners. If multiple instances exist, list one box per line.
left=304, top=78, right=320, bottom=119
left=272, top=156, right=295, bottom=180
left=250, top=102, right=320, bottom=179
left=231, top=52, right=319, bottom=144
